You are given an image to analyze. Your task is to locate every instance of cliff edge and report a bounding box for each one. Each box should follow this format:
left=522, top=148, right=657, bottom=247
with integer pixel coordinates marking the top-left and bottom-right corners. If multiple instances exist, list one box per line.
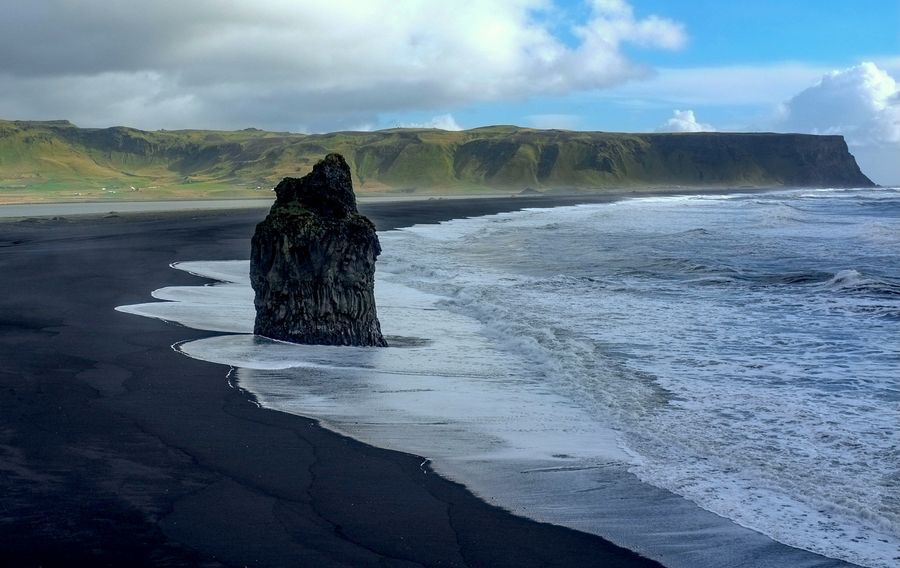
left=0, top=120, right=876, bottom=195
left=250, top=153, right=387, bottom=346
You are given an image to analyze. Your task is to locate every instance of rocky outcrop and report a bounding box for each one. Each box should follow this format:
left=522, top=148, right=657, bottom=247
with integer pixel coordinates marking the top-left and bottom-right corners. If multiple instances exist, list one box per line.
left=250, top=153, right=387, bottom=346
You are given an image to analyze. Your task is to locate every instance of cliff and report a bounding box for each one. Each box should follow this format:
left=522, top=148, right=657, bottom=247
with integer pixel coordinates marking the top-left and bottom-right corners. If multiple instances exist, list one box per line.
left=0, top=120, right=875, bottom=199
left=250, top=153, right=387, bottom=346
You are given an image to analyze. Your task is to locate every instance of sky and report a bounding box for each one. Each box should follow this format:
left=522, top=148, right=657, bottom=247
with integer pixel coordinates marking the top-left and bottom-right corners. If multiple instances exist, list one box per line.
left=1, top=0, right=898, bottom=183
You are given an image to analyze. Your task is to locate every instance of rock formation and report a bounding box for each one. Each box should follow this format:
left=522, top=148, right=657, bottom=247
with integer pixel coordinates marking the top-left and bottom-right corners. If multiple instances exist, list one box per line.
left=250, top=153, right=387, bottom=346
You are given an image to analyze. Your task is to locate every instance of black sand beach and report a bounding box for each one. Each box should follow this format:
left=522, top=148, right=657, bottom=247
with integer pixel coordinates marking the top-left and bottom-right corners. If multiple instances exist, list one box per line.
left=0, top=195, right=664, bottom=567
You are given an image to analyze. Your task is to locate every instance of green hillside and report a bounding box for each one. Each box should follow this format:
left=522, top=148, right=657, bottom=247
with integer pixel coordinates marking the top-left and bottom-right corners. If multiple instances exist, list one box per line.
left=0, top=119, right=874, bottom=203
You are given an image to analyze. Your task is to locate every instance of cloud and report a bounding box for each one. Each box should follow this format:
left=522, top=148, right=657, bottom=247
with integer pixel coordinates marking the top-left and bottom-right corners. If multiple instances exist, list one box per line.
left=657, top=109, right=714, bottom=132
left=775, top=62, right=900, bottom=185
left=0, top=0, right=684, bottom=131
left=777, top=62, right=900, bottom=145
left=397, top=114, right=462, bottom=131
left=581, top=0, right=686, bottom=50
left=874, top=55, right=900, bottom=78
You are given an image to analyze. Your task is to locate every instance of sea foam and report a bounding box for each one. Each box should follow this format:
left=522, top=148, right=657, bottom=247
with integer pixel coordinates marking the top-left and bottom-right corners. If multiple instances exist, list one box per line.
left=117, top=188, right=900, bottom=568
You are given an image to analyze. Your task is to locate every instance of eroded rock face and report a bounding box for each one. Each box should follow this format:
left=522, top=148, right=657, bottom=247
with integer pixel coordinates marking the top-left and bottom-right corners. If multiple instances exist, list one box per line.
left=250, top=153, right=387, bottom=346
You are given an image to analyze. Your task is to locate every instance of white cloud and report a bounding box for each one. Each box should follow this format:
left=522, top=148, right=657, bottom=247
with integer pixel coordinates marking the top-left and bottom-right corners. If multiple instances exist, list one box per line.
left=582, top=0, right=686, bottom=50
left=768, top=62, right=900, bottom=185
left=874, top=56, right=900, bottom=79
left=0, top=0, right=685, bottom=131
left=777, top=62, right=900, bottom=145
left=397, top=114, right=462, bottom=131
left=657, top=109, right=714, bottom=132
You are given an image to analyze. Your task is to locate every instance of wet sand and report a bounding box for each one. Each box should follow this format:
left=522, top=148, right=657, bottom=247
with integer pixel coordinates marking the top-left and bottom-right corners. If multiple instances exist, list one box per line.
left=0, top=195, right=664, bottom=567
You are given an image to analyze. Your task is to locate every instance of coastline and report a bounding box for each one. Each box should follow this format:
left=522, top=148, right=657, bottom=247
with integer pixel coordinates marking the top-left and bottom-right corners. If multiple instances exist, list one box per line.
left=0, top=189, right=871, bottom=567
left=0, top=196, right=668, bottom=567
left=0, top=185, right=795, bottom=221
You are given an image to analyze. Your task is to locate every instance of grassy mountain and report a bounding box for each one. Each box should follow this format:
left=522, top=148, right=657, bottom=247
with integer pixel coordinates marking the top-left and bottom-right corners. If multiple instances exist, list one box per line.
left=0, top=119, right=874, bottom=202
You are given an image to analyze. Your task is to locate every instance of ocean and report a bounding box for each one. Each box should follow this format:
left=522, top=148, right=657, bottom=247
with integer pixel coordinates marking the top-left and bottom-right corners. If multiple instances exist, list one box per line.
left=118, top=187, right=899, bottom=568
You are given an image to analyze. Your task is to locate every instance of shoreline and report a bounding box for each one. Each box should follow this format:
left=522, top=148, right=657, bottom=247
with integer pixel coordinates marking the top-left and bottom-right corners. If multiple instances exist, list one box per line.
left=0, top=195, right=667, bottom=567
left=153, top=194, right=863, bottom=568
left=0, top=185, right=805, bottom=221
left=0, top=190, right=865, bottom=567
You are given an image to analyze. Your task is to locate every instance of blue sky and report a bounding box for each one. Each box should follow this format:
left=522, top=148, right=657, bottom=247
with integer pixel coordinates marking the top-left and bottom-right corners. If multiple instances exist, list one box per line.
left=1, top=0, right=898, bottom=182
left=617, top=1, right=897, bottom=66
left=392, top=0, right=900, bottom=182
left=405, top=0, right=899, bottom=134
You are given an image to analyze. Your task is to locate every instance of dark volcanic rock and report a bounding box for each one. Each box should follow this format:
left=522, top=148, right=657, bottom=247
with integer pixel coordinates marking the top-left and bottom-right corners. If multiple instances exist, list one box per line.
left=250, top=154, right=387, bottom=346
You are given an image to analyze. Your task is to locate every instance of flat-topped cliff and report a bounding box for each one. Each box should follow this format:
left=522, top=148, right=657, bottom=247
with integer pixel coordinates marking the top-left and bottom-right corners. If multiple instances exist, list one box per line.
left=0, top=120, right=875, bottom=197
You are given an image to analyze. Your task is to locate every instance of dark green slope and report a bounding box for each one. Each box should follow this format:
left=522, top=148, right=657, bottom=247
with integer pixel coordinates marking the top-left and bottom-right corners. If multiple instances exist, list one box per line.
left=0, top=119, right=874, bottom=201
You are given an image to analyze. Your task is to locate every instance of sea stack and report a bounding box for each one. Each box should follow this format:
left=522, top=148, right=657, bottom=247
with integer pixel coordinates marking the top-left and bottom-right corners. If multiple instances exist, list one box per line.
left=250, top=153, right=387, bottom=346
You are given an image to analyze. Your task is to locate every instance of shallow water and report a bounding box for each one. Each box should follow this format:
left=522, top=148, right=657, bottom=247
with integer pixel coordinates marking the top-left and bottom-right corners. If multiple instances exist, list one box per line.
left=118, top=187, right=899, bottom=568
